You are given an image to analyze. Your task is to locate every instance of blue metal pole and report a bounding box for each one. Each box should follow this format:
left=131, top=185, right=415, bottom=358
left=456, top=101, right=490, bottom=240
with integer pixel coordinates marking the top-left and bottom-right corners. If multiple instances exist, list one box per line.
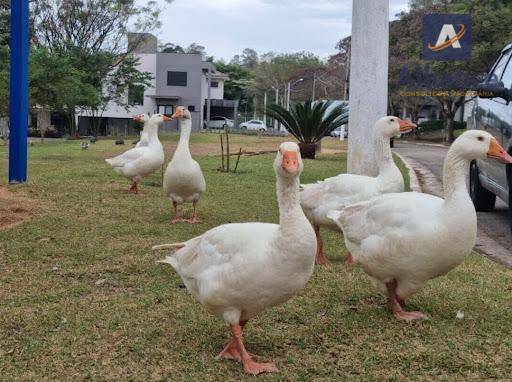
left=8, top=0, right=29, bottom=183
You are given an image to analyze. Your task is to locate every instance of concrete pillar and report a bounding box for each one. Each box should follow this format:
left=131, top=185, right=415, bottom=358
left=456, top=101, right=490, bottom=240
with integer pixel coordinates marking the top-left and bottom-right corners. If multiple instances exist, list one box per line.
left=347, top=0, right=389, bottom=176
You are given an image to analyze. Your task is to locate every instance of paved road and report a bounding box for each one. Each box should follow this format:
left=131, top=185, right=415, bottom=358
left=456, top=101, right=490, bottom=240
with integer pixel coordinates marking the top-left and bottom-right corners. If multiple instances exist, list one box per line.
left=394, top=141, right=512, bottom=260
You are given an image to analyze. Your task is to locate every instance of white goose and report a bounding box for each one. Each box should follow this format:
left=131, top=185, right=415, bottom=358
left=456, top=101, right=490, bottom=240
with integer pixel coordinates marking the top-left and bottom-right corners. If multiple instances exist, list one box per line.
left=328, top=130, right=512, bottom=321
left=105, top=113, right=168, bottom=194
left=300, top=116, right=416, bottom=264
left=163, top=106, right=206, bottom=223
left=154, top=142, right=316, bottom=375
left=134, top=113, right=150, bottom=147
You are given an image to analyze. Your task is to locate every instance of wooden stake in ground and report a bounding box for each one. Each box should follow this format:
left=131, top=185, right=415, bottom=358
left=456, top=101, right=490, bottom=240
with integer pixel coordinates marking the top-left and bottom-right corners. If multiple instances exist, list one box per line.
left=226, top=130, right=230, bottom=172
left=220, top=135, right=225, bottom=171
left=234, top=147, right=242, bottom=173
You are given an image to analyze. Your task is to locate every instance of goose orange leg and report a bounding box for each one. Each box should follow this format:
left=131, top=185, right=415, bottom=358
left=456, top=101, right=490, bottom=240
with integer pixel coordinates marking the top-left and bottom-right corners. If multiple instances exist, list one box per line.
left=171, top=201, right=184, bottom=224
left=386, top=280, right=427, bottom=322
left=314, top=225, right=329, bottom=265
left=345, top=252, right=353, bottom=264
left=217, top=321, right=248, bottom=362
left=228, top=323, right=278, bottom=375
left=129, top=181, right=140, bottom=194
left=187, top=200, right=201, bottom=224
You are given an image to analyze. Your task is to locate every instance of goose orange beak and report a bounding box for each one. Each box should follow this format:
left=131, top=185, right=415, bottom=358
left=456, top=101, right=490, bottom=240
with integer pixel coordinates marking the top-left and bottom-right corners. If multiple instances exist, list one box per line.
left=487, top=138, right=512, bottom=164
left=282, top=150, right=299, bottom=173
left=171, top=108, right=183, bottom=119
left=133, top=115, right=142, bottom=122
left=398, top=119, right=417, bottom=133
left=163, top=115, right=172, bottom=122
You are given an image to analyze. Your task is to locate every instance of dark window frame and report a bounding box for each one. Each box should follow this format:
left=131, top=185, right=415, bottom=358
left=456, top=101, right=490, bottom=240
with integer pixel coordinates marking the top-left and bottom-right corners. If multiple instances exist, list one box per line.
left=167, top=71, right=188, bottom=87
left=210, top=81, right=219, bottom=88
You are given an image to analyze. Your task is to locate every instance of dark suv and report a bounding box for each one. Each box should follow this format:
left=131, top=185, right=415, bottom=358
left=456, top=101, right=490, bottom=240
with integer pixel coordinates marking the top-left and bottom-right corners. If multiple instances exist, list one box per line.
left=469, top=43, right=512, bottom=230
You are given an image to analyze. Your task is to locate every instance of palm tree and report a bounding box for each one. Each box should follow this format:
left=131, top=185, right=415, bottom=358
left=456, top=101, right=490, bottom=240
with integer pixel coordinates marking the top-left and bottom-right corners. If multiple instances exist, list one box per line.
left=265, top=100, right=349, bottom=159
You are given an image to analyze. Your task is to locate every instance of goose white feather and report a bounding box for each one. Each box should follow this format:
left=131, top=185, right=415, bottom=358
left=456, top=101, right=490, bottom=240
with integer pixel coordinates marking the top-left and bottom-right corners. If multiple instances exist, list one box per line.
left=134, top=113, right=150, bottom=148
left=105, top=113, right=166, bottom=193
left=300, top=116, right=416, bottom=264
left=163, top=107, right=206, bottom=223
left=155, top=142, right=316, bottom=374
left=328, top=130, right=512, bottom=321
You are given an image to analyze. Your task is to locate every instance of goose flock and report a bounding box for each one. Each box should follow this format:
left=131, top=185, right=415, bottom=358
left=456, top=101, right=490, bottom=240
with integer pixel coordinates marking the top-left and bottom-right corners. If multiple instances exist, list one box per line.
left=106, top=109, right=512, bottom=375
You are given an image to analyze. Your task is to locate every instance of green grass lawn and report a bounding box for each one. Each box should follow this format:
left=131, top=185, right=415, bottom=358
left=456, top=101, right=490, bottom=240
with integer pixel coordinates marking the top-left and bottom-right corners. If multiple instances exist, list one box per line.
left=1, top=137, right=511, bottom=381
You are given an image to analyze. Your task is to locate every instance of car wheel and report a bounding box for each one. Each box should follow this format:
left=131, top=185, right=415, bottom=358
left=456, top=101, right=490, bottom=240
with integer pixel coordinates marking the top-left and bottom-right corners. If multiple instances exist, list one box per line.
left=469, top=161, right=496, bottom=211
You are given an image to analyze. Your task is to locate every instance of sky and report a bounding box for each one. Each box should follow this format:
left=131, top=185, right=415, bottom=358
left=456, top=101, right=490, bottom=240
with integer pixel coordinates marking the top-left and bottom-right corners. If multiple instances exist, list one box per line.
left=156, top=0, right=410, bottom=61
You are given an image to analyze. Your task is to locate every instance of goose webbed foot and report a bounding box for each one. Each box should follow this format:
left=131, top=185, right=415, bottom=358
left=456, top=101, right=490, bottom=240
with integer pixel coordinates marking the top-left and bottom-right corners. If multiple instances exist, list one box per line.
left=386, top=280, right=428, bottom=322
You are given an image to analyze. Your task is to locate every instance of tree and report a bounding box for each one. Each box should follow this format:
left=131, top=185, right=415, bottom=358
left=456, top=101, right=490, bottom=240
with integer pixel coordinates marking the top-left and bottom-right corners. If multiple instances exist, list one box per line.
left=30, top=47, right=99, bottom=135
left=0, top=0, right=9, bottom=118
left=241, top=48, right=258, bottom=69
left=185, top=43, right=206, bottom=55
left=265, top=100, right=349, bottom=159
left=230, top=55, right=241, bottom=65
left=250, top=52, right=325, bottom=103
left=160, top=42, right=185, bottom=53
left=214, top=60, right=254, bottom=114
left=30, top=0, right=170, bottom=134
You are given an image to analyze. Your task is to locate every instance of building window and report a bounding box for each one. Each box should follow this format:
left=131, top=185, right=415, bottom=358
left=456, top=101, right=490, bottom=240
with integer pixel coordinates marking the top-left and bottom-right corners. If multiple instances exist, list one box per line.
left=188, top=106, right=195, bottom=112
left=167, top=71, right=187, bottom=86
left=128, top=85, right=144, bottom=106
left=210, top=81, right=219, bottom=88
left=158, top=105, right=174, bottom=116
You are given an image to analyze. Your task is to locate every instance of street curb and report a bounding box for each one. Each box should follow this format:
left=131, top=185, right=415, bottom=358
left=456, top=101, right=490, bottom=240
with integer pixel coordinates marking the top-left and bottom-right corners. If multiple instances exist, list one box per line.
left=393, top=152, right=421, bottom=193
left=399, top=140, right=449, bottom=148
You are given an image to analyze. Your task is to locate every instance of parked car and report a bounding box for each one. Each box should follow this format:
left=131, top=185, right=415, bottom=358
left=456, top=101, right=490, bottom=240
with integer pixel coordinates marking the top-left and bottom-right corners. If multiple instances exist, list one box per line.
left=330, top=125, right=348, bottom=138
left=240, top=120, right=267, bottom=131
left=204, top=116, right=234, bottom=130
left=469, top=42, right=512, bottom=229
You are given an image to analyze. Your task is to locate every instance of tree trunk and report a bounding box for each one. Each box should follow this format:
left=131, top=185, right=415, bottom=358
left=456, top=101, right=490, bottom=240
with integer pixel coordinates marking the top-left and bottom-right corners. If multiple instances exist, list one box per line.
left=445, top=117, right=455, bottom=143
left=299, top=142, right=316, bottom=159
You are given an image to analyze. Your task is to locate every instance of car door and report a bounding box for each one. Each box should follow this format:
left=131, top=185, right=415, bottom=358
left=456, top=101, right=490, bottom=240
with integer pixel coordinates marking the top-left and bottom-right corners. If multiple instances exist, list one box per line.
left=475, top=48, right=512, bottom=193
left=496, top=52, right=512, bottom=199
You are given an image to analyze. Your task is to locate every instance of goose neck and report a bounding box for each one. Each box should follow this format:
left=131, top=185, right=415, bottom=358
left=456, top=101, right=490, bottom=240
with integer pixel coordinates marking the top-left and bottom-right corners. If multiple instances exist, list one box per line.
left=374, top=132, right=400, bottom=178
left=177, top=119, right=192, bottom=147
left=145, top=122, right=161, bottom=144
left=442, top=147, right=470, bottom=203
left=373, top=133, right=394, bottom=170
left=276, top=175, right=305, bottom=226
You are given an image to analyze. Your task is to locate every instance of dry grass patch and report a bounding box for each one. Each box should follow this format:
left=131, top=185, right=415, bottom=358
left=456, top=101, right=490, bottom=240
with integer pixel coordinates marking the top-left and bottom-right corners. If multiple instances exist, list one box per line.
left=0, top=187, right=37, bottom=230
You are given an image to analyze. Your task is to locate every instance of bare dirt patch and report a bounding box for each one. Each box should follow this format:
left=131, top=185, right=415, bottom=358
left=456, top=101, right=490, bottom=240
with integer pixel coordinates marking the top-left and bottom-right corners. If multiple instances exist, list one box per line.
left=0, top=187, right=36, bottom=230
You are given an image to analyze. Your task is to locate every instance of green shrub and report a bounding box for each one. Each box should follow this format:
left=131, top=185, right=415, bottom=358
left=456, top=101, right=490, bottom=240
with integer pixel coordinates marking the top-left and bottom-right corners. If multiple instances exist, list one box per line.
left=418, top=119, right=467, bottom=132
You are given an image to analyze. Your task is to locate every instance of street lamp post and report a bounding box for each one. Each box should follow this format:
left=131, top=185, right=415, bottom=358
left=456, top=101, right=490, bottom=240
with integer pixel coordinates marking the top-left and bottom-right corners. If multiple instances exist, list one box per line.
left=286, top=78, right=303, bottom=110
left=312, top=73, right=317, bottom=102
left=263, top=91, right=267, bottom=127
left=271, top=85, right=279, bottom=130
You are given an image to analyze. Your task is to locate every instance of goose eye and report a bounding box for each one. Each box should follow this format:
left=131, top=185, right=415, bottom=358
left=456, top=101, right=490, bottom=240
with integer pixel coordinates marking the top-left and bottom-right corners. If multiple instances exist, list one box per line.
left=477, top=136, right=484, bottom=142
left=390, top=118, right=395, bottom=122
